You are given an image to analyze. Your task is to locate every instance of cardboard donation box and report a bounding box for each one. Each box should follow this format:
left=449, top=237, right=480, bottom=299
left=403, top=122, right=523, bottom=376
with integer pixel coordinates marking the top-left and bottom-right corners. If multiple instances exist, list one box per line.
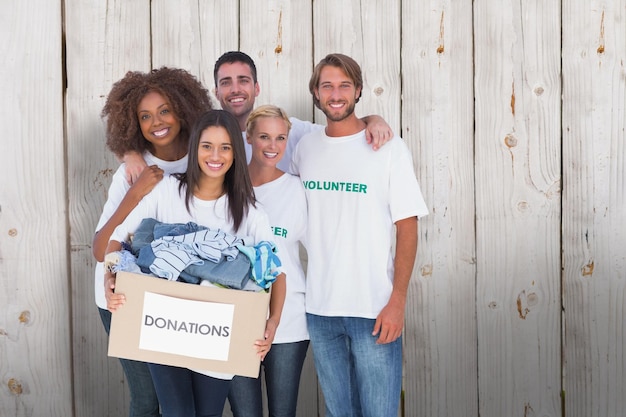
left=108, top=271, right=270, bottom=378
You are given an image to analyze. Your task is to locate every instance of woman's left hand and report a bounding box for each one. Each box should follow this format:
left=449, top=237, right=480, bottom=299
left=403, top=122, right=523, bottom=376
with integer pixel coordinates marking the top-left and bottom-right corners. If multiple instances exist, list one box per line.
left=254, top=318, right=278, bottom=360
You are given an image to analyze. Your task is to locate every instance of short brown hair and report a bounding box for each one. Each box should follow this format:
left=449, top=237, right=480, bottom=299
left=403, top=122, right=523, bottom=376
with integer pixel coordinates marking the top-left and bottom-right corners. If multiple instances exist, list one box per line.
left=308, top=53, right=363, bottom=109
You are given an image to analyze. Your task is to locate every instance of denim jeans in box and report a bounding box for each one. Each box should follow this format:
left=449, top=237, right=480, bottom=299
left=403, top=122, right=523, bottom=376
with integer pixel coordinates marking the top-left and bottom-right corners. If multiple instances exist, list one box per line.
left=131, top=217, right=252, bottom=288
left=137, top=243, right=251, bottom=288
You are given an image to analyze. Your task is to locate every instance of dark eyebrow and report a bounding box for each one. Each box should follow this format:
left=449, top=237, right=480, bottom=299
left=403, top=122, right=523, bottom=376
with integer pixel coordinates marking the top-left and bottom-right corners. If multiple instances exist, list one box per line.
left=137, top=102, right=169, bottom=113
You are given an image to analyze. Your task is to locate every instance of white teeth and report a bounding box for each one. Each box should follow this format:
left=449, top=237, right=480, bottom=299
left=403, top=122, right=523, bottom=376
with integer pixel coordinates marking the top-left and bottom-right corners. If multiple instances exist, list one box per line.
left=153, top=128, right=169, bottom=137
left=207, top=163, right=222, bottom=168
left=230, top=97, right=244, bottom=103
left=329, top=103, right=343, bottom=108
left=264, top=152, right=278, bottom=158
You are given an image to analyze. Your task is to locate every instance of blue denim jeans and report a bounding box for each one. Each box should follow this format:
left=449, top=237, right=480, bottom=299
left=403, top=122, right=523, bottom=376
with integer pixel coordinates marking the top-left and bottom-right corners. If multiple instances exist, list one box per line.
left=228, top=340, right=310, bottom=417
left=98, top=308, right=160, bottom=417
left=148, top=363, right=231, bottom=417
left=306, top=314, right=402, bottom=417
left=131, top=217, right=252, bottom=288
left=137, top=243, right=252, bottom=287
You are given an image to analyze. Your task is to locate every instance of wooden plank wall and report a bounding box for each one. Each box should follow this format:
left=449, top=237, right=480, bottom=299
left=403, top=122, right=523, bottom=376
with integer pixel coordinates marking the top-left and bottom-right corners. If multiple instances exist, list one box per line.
left=562, top=1, right=626, bottom=417
left=401, top=2, right=478, bottom=416
left=2, top=1, right=625, bottom=416
left=474, top=2, right=563, bottom=416
left=0, top=1, right=73, bottom=417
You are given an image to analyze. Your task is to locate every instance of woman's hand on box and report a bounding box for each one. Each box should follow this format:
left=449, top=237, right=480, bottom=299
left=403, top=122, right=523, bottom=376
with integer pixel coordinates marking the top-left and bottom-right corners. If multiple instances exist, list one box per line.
left=254, top=318, right=278, bottom=360
left=104, top=271, right=126, bottom=312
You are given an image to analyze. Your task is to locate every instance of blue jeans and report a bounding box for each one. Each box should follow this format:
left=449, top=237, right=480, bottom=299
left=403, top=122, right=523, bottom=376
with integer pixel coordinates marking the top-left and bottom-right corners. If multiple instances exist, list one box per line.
left=148, top=363, right=231, bottom=417
left=98, top=308, right=160, bottom=417
left=228, top=340, right=310, bottom=417
left=306, top=314, right=402, bottom=417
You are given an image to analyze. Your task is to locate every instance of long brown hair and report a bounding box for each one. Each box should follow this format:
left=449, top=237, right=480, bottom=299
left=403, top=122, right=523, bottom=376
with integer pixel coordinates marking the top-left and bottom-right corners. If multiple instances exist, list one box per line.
left=176, top=110, right=255, bottom=232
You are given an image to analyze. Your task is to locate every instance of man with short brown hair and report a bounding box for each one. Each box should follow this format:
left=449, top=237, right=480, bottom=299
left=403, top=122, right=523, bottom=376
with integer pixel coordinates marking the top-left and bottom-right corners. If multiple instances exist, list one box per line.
left=291, top=53, right=429, bottom=417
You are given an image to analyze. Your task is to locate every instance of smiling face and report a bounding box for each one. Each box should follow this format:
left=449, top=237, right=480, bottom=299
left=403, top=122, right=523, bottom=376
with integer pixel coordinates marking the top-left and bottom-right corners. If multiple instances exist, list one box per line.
left=137, top=91, right=182, bottom=158
left=314, top=65, right=361, bottom=123
left=197, top=125, right=234, bottom=181
left=214, top=61, right=260, bottom=128
left=247, top=116, right=289, bottom=169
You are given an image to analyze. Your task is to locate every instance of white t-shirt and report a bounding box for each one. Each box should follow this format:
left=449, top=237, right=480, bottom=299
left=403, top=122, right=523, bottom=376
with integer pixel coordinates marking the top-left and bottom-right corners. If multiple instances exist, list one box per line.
left=291, top=129, right=429, bottom=319
left=242, top=117, right=323, bottom=173
left=111, top=176, right=274, bottom=247
left=93, top=152, right=188, bottom=309
left=111, top=175, right=277, bottom=380
left=254, top=173, right=309, bottom=343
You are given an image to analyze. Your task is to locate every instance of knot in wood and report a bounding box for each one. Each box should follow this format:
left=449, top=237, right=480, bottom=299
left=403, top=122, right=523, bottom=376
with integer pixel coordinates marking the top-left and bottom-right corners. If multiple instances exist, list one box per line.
left=8, top=378, right=23, bottom=395
left=504, top=134, right=517, bottom=148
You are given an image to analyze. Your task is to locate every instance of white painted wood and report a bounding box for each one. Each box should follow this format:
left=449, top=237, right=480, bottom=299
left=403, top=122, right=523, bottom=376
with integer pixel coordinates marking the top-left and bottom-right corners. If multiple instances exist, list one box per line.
left=240, top=0, right=315, bottom=122
left=196, top=1, right=240, bottom=104
left=3, top=2, right=626, bottom=417
left=0, top=1, right=72, bottom=416
left=150, top=0, right=240, bottom=110
left=562, top=2, right=626, bottom=417
left=401, top=1, right=477, bottom=416
left=65, top=1, right=151, bottom=416
left=474, top=1, right=562, bottom=416
left=152, top=0, right=202, bottom=71
left=151, top=0, right=240, bottom=108
left=312, top=0, right=401, bottom=130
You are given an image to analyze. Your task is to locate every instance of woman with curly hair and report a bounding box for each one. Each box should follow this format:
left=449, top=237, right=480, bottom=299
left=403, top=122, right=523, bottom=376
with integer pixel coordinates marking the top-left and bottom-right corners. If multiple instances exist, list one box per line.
left=93, top=66, right=212, bottom=417
left=104, top=110, right=286, bottom=417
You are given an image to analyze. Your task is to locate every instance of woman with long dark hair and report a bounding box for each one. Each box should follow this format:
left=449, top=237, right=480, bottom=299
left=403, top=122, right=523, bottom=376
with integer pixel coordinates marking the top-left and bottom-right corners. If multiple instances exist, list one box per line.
left=104, top=110, right=286, bottom=417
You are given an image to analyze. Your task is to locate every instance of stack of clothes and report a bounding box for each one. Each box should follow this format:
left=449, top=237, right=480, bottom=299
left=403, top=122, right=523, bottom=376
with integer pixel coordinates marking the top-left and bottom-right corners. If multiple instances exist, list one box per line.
left=105, top=218, right=281, bottom=291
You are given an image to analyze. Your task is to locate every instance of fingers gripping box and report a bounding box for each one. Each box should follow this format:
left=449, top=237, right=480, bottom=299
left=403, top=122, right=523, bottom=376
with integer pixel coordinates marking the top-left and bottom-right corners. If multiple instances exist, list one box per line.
left=108, top=272, right=270, bottom=377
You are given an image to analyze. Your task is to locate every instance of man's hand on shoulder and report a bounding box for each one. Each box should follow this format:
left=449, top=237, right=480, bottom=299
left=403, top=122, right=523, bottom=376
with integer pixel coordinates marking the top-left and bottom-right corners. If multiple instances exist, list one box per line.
left=362, top=115, right=393, bottom=150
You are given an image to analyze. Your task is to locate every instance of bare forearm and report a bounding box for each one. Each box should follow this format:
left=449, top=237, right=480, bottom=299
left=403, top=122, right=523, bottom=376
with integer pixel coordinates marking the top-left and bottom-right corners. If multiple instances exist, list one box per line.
left=92, top=191, right=143, bottom=261
left=391, top=217, right=418, bottom=305
left=268, top=272, right=286, bottom=326
left=92, top=165, right=163, bottom=261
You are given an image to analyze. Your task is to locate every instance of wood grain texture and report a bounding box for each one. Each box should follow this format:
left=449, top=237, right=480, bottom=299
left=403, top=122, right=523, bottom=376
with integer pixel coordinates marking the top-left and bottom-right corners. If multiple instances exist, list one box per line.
left=196, top=0, right=239, bottom=103
left=401, top=1, right=477, bottom=416
left=65, top=1, right=151, bottom=416
left=2, top=2, right=626, bottom=416
left=0, top=1, right=72, bottom=416
left=312, top=0, right=401, bottom=130
left=474, top=1, right=562, bottom=416
left=562, top=1, right=626, bottom=416
left=241, top=0, right=314, bottom=122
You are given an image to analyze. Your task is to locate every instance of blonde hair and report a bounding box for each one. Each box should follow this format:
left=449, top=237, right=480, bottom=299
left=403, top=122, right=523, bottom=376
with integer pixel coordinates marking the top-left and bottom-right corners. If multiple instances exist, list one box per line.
left=246, top=104, right=292, bottom=137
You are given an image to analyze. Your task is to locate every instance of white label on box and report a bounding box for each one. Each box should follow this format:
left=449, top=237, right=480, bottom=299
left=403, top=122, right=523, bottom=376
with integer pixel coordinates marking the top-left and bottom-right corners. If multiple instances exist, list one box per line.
left=139, top=292, right=235, bottom=361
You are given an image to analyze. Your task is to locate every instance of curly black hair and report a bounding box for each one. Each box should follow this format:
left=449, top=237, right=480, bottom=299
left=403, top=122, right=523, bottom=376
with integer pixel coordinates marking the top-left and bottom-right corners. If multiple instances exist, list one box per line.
left=101, top=67, right=213, bottom=158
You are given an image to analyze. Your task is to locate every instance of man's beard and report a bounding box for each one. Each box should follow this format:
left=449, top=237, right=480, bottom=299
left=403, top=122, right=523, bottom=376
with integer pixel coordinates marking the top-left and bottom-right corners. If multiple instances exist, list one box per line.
left=321, top=100, right=355, bottom=122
